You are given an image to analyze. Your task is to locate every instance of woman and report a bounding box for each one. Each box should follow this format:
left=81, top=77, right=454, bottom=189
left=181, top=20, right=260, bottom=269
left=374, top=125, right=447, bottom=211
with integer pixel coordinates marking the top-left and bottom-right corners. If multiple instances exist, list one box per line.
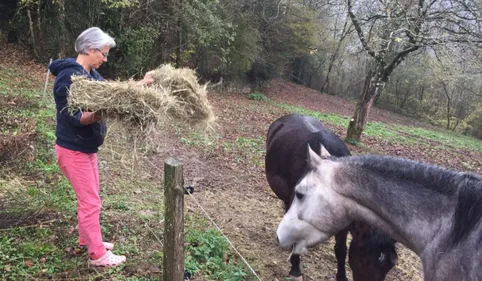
left=49, top=27, right=154, bottom=267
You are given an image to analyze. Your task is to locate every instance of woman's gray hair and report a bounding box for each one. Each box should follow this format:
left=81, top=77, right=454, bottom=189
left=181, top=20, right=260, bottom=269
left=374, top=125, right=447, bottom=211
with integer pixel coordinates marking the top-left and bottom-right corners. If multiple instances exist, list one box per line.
left=75, top=27, right=116, bottom=54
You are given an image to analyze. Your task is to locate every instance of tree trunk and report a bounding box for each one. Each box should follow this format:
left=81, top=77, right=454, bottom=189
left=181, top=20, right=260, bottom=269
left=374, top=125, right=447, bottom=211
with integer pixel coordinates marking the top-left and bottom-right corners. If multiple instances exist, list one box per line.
left=309, top=58, right=324, bottom=88
left=26, top=7, right=38, bottom=58
left=36, top=2, right=43, bottom=47
left=150, top=35, right=165, bottom=68
left=57, top=0, right=67, bottom=58
left=320, top=51, right=336, bottom=94
left=394, top=79, right=401, bottom=109
left=346, top=72, right=384, bottom=142
left=150, top=0, right=173, bottom=68
left=441, top=81, right=452, bottom=130
left=419, top=85, right=425, bottom=101
left=320, top=20, right=349, bottom=94
left=175, top=0, right=183, bottom=67
left=446, top=99, right=451, bottom=130
left=400, top=85, right=411, bottom=111
left=452, top=118, right=460, bottom=131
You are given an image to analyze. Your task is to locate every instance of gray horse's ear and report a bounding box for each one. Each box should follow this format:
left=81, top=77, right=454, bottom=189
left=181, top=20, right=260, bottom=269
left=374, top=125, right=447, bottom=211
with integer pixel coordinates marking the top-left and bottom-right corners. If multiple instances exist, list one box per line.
left=307, top=144, right=323, bottom=168
left=320, top=144, right=331, bottom=157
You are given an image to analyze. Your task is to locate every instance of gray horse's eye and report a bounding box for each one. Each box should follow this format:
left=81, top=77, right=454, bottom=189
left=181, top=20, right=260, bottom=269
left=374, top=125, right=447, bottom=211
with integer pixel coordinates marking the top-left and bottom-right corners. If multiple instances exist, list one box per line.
left=295, top=191, right=304, bottom=200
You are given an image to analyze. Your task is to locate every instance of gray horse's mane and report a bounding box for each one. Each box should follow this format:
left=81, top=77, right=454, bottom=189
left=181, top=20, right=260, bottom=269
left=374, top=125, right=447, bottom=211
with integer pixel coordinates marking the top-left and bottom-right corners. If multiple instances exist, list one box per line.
left=333, top=155, right=482, bottom=246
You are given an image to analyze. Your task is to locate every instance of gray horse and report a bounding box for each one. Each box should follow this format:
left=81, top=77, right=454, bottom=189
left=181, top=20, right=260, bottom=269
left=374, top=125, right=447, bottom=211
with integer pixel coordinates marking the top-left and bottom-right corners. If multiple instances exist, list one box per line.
left=277, top=145, right=482, bottom=281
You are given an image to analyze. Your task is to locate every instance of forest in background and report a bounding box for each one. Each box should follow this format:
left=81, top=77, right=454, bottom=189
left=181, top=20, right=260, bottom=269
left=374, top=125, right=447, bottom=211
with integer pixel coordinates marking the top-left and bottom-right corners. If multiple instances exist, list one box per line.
left=1, top=0, right=481, bottom=140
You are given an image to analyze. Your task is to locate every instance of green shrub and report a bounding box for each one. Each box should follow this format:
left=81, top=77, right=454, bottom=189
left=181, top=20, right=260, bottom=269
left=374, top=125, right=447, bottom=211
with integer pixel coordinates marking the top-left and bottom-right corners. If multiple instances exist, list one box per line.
left=185, top=228, right=249, bottom=280
left=248, top=92, right=268, bottom=101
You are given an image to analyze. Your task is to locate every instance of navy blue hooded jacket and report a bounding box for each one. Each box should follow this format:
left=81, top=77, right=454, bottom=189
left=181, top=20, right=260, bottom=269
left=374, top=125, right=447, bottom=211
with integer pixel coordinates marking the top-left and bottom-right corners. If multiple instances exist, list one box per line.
left=49, top=58, right=107, bottom=153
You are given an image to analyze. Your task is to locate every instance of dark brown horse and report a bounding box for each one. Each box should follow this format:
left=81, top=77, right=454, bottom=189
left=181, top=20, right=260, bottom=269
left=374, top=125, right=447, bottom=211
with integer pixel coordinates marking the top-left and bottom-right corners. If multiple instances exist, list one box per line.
left=266, top=114, right=397, bottom=281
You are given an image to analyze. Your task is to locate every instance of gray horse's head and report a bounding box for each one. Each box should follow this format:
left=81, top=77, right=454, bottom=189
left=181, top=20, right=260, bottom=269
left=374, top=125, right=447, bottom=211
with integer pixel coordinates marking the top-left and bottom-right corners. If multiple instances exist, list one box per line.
left=276, top=145, right=351, bottom=254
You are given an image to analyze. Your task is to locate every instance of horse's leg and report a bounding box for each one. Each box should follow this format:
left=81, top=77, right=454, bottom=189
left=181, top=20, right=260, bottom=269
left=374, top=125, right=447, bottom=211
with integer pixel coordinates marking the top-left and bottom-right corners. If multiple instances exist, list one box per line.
left=334, top=227, right=349, bottom=281
left=289, top=254, right=303, bottom=281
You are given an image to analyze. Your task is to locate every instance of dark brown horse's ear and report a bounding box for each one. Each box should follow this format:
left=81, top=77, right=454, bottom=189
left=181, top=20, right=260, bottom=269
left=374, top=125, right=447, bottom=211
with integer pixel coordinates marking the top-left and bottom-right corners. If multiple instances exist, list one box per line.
left=307, top=144, right=323, bottom=168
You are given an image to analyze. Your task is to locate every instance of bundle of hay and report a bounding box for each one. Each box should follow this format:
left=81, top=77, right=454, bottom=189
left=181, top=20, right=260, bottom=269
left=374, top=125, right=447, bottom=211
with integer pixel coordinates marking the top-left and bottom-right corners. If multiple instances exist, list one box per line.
left=67, top=64, right=216, bottom=132
left=149, top=64, right=215, bottom=129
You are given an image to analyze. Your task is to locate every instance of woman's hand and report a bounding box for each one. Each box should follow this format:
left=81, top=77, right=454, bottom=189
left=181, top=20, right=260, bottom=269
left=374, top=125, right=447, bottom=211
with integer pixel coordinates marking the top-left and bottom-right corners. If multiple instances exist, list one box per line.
left=137, top=71, right=155, bottom=86
left=80, top=110, right=102, bottom=125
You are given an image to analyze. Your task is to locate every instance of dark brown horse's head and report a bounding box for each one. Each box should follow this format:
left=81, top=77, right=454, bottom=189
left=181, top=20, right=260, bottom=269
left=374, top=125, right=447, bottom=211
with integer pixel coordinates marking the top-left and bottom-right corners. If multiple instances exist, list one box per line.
left=349, top=222, right=398, bottom=281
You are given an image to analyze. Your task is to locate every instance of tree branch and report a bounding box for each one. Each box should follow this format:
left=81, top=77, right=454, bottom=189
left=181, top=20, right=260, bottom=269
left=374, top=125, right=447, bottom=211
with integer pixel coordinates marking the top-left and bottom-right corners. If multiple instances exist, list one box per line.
left=422, top=0, right=439, bottom=16
left=382, top=46, right=420, bottom=80
left=347, top=0, right=384, bottom=64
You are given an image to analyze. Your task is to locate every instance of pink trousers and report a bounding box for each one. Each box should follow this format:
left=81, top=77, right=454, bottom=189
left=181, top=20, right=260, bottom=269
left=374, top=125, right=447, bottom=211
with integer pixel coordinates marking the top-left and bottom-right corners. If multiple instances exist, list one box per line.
left=55, top=144, right=107, bottom=260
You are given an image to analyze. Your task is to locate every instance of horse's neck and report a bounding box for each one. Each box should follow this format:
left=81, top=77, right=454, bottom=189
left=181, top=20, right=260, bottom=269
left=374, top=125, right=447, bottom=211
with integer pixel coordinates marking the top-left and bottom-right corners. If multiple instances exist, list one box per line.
left=340, top=178, right=456, bottom=255
left=346, top=201, right=423, bottom=252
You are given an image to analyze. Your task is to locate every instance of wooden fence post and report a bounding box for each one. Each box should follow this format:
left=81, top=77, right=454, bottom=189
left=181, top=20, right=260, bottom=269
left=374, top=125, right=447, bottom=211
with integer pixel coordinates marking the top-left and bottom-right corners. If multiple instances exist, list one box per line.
left=163, top=157, right=184, bottom=281
left=43, top=58, right=52, bottom=100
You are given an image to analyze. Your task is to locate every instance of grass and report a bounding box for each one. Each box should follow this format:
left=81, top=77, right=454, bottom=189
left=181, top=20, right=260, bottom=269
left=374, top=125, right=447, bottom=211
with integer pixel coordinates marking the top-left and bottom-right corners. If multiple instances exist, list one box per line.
left=248, top=92, right=268, bottom=101
left=275, top=103, right=349, bottom=127
left=174, top=123, right=266, bottom=167
left=272, top=102, right=482, bottom=152
left=0, top=227, right=71, bottom=280
left=0, top=64, right=254, bottom=280
left=184, top=215, right=254, bottom=280
left=394, top=126, right=482, bottom=151
left=222, top=136, right=265, bottom=166
left=177, top=129, right=220, bottom=149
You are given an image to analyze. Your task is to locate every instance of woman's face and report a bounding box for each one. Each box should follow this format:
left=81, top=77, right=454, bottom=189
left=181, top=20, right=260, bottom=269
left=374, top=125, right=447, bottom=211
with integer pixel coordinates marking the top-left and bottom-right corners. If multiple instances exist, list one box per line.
left=87, top=46, right=110, bottom=69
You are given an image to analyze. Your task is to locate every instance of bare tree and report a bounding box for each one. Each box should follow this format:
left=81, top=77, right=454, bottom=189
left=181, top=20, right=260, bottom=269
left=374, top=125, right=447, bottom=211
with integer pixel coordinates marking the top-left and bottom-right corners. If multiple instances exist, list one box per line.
left=57, top=0, right=67, bottom=58
left=345, top=0, right=482, bottom=142
left=149, top=0, right=177, bottom=68
left=320, top=6, right=353, bottom=94
left=26, top=5, right=37, bottom=57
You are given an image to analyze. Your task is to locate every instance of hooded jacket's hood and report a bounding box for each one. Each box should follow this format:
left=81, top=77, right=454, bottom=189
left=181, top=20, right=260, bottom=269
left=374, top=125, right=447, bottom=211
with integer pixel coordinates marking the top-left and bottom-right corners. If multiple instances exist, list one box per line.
left=49, top=58, right=84, bottom=76
left=49, top=58, right=103, bottom=80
